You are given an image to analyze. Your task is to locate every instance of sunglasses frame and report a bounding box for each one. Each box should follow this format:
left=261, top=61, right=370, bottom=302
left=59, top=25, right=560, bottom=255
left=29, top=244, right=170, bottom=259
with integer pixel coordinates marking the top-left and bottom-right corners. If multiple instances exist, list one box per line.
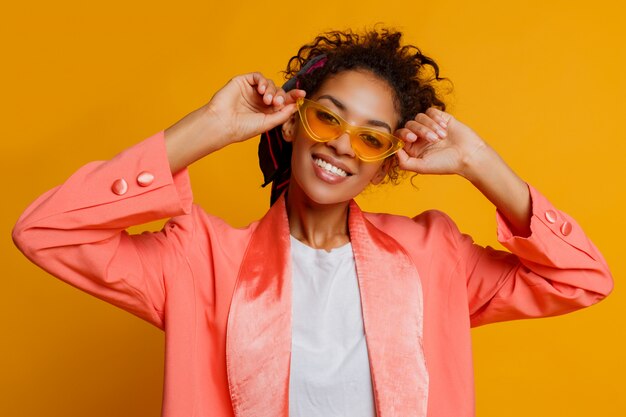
left=295, top=98, right=404, bottom=162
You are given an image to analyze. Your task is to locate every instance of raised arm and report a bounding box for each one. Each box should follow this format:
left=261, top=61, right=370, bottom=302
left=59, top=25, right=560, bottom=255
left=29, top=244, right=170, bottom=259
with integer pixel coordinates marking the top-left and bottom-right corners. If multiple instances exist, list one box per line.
left=395, top=108, right=613, bottom=323
left=394, top=107, right=532, bottom=236
left=164, top=72, right=305, bottom=173
left=12, top=72, right=305, bottom=326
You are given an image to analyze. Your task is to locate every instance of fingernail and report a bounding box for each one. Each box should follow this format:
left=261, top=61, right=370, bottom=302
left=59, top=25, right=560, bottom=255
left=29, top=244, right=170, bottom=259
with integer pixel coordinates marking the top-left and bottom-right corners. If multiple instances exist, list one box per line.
left=275, top=96, right=284, bottom=105
left=407, top=132, right=417, bottom=141
left=427, top=132, right=438, bottom=141
left=436, top=129, right=446, bottom=138
left=266, top=94, right=273, bottom=103
left=439, top=120, right=447, bottom=128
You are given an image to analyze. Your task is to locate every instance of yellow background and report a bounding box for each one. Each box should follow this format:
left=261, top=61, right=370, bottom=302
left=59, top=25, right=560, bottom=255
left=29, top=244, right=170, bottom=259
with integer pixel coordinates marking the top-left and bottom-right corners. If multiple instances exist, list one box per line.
left=2, top=0, right=624, bottom=416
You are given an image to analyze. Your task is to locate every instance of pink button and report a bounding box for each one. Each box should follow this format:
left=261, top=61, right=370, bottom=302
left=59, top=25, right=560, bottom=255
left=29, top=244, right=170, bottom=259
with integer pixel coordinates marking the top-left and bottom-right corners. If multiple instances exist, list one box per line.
left=560, top=221, right=572, bottom=236
left=137, top=171, right=154, bottom=187
left=111, top=178, right=128, bottom=195
left=545, top=210, right=557, bottom=224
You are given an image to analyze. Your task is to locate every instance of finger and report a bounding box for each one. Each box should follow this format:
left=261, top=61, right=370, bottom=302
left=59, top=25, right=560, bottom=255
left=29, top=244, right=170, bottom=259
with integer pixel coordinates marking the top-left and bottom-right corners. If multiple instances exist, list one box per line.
left=272, top=86, right=292, bottom=106
left=284, top=88, right=306, bottom=105
left=262, top=103, right=298, bottom=129
left=415, top=113, right=447, bottom=139
left=273, top=88, right=306, bottom=109
left=396, top=149, right=429, bottom=173
left=246, top=72, right=268, bottom=94
left=401, top=136, right=432, bottom=159
left=425, top=107, right=453, bottom=128
left=404, top=120, right=440, bottom=143
left=396, top=148, right=410, bottom=164
left=394, top=127, right=418, bottom=142
left=263, top=80, right=279, bottom=105
left=273, top=89, right=286, bottom=106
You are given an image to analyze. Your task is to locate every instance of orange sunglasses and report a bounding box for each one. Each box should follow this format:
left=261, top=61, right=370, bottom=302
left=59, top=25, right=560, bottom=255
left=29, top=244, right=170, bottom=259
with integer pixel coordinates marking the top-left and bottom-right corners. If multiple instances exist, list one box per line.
left=296, top=98, right=403, bottom=162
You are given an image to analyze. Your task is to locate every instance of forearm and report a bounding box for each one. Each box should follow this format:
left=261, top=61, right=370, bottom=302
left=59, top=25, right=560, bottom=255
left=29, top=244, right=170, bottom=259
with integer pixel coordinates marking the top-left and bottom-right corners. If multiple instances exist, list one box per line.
left=164, top=105, right=231, bottom=174
left=12, top=132, right=195, bottom=327
left=163, top=72, right=301, bottom=174
left=461, top=143, right=532, bottom=237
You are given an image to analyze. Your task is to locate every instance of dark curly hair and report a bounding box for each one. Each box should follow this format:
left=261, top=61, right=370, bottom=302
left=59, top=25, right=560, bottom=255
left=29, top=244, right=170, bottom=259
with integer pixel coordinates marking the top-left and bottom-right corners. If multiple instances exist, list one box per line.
left=283, top=26, right=450, bottom=183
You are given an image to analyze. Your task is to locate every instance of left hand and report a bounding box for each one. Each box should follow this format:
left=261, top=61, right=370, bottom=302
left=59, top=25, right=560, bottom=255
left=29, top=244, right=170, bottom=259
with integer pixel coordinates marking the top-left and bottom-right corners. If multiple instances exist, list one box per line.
left=394, top=107, right=488, bottom=180
left=396, top=107, right=532, bottom=235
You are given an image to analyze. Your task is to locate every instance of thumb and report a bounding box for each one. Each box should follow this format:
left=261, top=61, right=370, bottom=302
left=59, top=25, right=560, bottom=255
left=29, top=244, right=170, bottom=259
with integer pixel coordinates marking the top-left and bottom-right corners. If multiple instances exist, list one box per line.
left=262, top=103, right=298, bottom=130
left=397, top=149, right=428, bottom=173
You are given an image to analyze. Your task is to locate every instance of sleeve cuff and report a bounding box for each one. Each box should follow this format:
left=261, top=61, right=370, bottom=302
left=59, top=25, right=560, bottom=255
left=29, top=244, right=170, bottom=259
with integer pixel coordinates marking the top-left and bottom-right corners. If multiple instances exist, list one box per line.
left=21, top=130, right=195, bottom=230
left=495, top=183, right=599, bottom=261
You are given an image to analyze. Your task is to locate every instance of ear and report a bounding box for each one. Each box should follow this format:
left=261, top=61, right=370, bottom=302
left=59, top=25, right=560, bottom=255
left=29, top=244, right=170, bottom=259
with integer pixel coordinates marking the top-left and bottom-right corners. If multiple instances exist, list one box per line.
left=281, top=113, right=298, bottom=143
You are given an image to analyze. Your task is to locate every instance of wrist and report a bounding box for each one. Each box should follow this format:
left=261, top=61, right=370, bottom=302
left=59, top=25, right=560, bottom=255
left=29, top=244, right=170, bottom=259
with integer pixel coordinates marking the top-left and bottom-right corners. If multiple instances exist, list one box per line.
left=164, top=105, right=231, bottom=173
left=458, top=139, right=531, bottom=235
left=197, top=104, right=234, bottom=151
left=458, top=139, right=496, bottom=184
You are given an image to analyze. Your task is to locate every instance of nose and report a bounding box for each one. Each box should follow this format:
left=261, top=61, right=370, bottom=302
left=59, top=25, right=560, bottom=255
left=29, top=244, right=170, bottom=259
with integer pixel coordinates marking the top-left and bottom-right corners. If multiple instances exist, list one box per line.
left=326, top=132, right=356, bottom=158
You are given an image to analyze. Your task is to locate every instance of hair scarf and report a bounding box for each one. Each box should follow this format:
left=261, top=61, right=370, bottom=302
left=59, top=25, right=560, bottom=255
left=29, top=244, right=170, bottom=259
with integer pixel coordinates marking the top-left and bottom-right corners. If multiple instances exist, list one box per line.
left=257, top=54, right=328, bottom=205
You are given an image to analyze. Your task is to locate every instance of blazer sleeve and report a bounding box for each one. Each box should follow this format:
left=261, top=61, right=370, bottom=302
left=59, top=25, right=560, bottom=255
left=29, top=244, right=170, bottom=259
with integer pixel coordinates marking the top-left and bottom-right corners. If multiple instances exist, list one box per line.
left=12, top=131, right=194, bottom=329
left=456, top=184, right=614, bottom=327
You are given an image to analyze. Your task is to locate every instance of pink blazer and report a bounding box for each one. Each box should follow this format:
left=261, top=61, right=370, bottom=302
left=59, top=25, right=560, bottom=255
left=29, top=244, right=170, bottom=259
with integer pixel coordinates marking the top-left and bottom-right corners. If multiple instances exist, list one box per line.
left=13, top=131, right=613, bottom=417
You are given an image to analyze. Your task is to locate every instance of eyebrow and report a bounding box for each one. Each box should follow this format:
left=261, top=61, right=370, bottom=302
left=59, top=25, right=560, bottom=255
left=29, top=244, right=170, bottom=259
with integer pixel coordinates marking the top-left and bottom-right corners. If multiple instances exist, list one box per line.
left=317, top=94, right=393, bottom=133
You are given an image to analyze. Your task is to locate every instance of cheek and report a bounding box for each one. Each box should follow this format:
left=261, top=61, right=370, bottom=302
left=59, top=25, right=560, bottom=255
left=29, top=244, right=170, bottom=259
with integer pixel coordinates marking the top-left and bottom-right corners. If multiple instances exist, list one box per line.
left=361, top=160, right=386, bottom=180
left=289, top=136, right=316, bottom=179
left=292, top=125, right=335, bottom=166
left=291, top=133, right=312, bottom=161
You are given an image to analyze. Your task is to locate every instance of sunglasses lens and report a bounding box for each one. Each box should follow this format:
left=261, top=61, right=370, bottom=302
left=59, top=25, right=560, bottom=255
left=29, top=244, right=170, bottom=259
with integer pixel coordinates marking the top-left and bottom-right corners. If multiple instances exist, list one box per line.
left=300, top=100, right=399, bottom=161
left=304, top=107, right=344, bottom=140
left=352, top=132, right=394, bottom=159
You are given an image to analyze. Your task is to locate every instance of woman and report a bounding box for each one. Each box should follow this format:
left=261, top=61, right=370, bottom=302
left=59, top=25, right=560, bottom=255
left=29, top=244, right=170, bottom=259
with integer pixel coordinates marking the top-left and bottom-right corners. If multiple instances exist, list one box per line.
left=12, top=28, right=613, bottom=417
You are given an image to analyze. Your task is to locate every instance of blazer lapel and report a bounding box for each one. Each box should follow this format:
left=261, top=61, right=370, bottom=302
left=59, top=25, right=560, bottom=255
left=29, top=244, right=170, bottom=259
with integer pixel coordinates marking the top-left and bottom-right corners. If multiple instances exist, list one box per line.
left=226, top=196, right=428, bottom=417
left=226, top=193, right=293, bottom=417
left=348, top=200, right=429, bottom=417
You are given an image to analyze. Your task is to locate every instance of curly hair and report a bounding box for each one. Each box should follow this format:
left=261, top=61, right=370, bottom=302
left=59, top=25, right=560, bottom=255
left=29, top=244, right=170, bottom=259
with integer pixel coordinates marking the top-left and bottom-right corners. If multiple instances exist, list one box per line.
left=283, top=27, right=450, bottom=183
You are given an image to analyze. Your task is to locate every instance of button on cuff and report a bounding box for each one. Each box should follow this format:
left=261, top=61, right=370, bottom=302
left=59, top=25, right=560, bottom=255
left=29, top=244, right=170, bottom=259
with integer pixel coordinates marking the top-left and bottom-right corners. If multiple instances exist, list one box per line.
left=137, top=171, right=154, bottom=187
left=560, top=221, right=572, bottom=236
left=545, top=210, right=557, bottom=224
left=111, top=178, right=128, bottom=195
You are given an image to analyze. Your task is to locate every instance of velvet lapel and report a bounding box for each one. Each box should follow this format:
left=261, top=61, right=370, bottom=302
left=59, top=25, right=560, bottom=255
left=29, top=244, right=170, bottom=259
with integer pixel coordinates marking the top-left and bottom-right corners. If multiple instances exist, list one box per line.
left=226, top=195, right=428, bottom=417
left=348, top=200, right=429, bottom=417
left=226, top=194, right=293, bottom=417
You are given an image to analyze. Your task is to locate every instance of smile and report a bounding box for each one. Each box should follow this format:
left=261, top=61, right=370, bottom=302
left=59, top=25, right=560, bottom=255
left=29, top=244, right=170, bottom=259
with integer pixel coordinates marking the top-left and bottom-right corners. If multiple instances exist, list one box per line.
left=314, top=158, right=349, bottom=177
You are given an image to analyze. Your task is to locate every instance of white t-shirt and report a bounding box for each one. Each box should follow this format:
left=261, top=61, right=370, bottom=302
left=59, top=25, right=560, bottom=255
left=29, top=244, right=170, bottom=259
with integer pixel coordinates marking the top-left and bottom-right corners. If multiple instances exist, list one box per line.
left=288, top=235, right=376, bottom=417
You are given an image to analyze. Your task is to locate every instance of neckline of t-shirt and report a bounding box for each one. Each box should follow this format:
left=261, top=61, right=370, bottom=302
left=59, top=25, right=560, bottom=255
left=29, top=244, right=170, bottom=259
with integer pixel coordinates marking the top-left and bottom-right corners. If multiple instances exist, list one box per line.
left=289, top=234, right=353, bottom=256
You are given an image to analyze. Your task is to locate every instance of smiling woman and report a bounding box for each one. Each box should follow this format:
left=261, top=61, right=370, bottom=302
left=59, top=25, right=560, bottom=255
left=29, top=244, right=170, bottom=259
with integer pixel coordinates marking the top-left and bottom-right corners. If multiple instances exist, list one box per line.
left=284, top=70, right=399, bottom=208
left=12, top=27, right=613, bottom=417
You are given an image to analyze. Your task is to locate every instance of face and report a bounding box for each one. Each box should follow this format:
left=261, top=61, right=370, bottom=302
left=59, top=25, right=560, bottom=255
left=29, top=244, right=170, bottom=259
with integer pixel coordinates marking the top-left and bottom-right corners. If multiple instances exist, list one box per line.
left=282, top=69, right=400, bottom=206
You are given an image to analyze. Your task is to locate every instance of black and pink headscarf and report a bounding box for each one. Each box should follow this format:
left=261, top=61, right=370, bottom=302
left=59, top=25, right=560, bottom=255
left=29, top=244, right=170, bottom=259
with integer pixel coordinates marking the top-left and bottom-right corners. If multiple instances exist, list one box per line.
left=258, top=54, right=327, bottom=205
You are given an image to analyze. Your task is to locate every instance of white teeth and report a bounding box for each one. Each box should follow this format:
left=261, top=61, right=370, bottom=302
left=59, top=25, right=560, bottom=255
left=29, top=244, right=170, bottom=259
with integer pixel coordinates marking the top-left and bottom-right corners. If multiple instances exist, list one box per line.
left=314, top=158, right=348, bottom=177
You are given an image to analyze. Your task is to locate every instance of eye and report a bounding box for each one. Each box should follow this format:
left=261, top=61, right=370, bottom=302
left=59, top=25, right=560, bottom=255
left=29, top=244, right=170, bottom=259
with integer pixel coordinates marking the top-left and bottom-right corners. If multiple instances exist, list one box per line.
left=359, top=134, right=384, bottom=149
left=315, top=110, right=340, bottom=125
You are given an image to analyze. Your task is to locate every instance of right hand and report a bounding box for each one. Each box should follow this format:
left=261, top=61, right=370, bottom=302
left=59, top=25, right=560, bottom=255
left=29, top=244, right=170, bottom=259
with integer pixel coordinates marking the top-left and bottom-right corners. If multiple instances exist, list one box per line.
left=165, top=72, right=305, bottom=173
left=205, top=72, right=306, bottom=146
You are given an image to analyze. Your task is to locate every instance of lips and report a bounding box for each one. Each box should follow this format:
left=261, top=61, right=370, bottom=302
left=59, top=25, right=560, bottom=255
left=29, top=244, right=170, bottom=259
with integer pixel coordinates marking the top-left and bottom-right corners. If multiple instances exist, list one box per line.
left=311, top=154, right=354, bottom=176
left=313, top=158, right=348, bottom=177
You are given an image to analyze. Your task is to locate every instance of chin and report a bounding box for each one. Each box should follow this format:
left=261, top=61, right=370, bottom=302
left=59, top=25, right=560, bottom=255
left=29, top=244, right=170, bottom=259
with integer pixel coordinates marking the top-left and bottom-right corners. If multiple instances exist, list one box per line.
left=291, top=175, right=359, bottom=207
left=307, top=190, right=351, bottom=206
left=288, top=151, right=373, bottom=206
